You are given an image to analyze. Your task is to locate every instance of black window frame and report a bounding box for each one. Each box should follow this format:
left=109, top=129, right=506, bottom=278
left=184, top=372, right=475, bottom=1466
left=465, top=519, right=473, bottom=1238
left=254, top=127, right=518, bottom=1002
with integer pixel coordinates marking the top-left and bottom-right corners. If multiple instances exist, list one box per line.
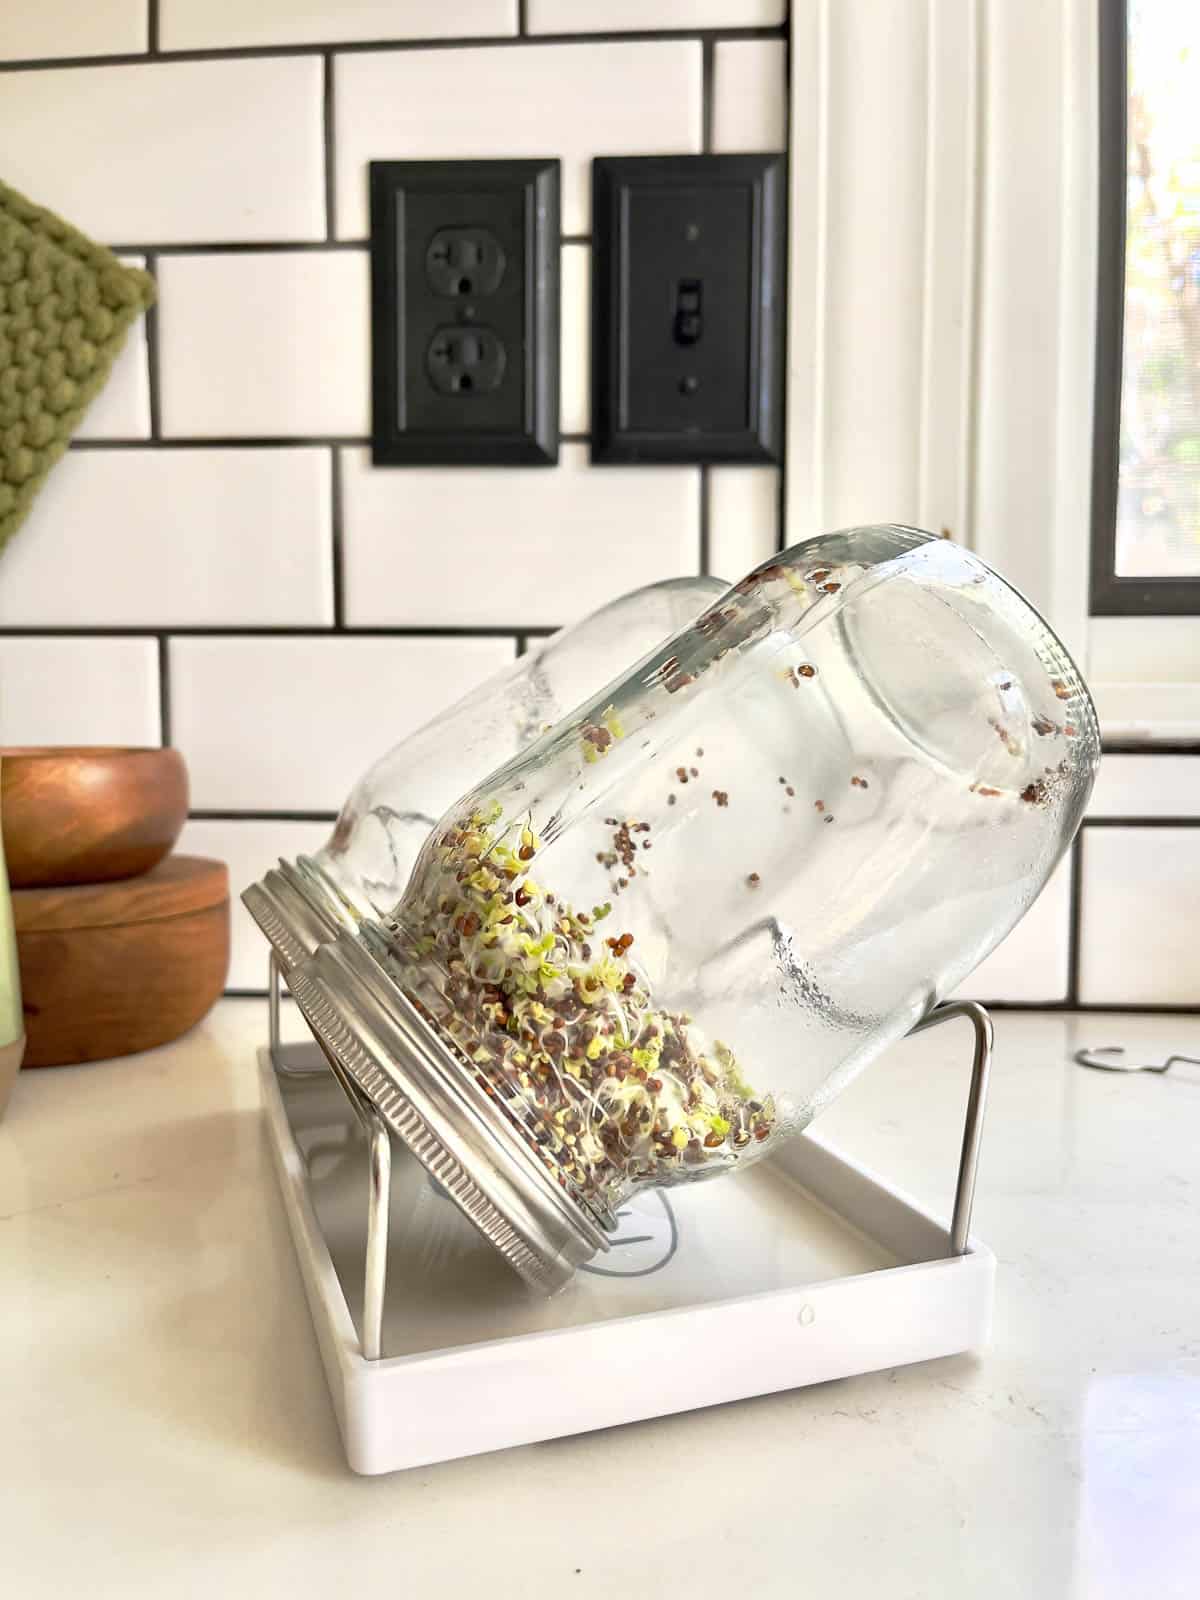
left=1090, top=0, right=1200, bottom=615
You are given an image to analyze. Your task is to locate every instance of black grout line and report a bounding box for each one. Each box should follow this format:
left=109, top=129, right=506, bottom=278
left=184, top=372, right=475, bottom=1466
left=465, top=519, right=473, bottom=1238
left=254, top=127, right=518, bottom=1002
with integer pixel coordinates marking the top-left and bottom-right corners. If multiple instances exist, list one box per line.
left=1082, top=815, right=1200, bottom=829
left=322, top=53, right=336, bottom=241
left=190, top=809, right=338, bottom=823
left=0, top=624, right=562, bottom=639
left=776, top=18, right=792, bottom=556
left=72, top=434, right=370, bottom=449
left=518, top=0, right=528, bottom=36
left=147, top=0, right=159, bottom=54
left=698, top=465, right=711, bottom=576
left=0, top=26, right=787, bottom=75
left=329, top=448, right=345, bottom=628
left=976, top=1001, right=1200, bottom=1016
left=105, top=238, right=593, bottom=255
left=701, top=37, right=715, bottom=153
left=515, top=633, right=530, bottom=657
left=143, top=252, right=163, bottom=440
left=1101, top=741, right=1200, bottom=756
left=157, top=636, right=171, bottom=745
left=108, top=240, right=369, bottom=256
left=1065, top=833, right=1084, bottom=1008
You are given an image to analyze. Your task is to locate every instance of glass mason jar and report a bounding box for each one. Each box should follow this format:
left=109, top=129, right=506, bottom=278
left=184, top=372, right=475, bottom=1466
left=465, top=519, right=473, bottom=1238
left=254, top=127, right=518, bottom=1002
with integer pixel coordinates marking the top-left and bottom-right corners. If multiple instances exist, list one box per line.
left=284, top=527, right=1099, bottom=1293
left=244, top=576, right=725, bottom=973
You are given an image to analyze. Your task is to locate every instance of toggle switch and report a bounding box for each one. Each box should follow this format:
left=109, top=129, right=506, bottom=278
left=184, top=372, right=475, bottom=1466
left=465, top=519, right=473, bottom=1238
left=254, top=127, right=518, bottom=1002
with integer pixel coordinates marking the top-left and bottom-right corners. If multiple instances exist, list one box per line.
left=673, top=278, right=702, bottom=346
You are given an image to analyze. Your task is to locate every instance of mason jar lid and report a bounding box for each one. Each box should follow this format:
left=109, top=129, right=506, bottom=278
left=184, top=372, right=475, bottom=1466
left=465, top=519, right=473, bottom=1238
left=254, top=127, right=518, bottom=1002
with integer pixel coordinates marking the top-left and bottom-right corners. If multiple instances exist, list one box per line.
left=285, top=926, right=611, bottom=1294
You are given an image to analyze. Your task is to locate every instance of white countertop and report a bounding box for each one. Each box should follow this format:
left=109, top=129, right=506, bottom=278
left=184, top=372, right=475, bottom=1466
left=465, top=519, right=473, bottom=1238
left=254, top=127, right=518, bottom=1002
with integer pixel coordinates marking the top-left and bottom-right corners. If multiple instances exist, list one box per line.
left=2, top=1001, right=1197, bottom=1598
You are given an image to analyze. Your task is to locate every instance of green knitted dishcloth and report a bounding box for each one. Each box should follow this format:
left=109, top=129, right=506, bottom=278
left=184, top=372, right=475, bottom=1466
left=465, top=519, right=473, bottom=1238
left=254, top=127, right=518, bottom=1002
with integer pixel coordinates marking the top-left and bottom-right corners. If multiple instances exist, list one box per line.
left=0, top=179, right=155, bottom=555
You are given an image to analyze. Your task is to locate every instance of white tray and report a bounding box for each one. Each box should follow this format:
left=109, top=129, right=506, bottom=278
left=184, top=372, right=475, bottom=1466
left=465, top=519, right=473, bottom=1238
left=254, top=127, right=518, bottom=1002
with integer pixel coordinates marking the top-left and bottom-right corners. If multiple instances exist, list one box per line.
left=260, top=1040, right=995, bottom=1475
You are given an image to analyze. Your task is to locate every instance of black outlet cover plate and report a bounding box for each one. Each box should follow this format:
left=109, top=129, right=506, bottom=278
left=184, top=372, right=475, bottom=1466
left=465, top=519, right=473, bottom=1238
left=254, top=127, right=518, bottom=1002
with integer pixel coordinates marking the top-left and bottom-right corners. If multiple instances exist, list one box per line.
left=370, top=158, right=559, bottom=466
left=591, top=154, right=785, bottom=465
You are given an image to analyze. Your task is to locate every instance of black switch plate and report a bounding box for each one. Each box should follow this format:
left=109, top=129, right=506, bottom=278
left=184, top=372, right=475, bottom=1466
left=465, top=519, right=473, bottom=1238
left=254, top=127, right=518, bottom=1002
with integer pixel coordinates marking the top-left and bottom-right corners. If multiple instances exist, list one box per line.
left=591, top=154, right=785, bottom=465
left=369, top=159, right=559, bottom=466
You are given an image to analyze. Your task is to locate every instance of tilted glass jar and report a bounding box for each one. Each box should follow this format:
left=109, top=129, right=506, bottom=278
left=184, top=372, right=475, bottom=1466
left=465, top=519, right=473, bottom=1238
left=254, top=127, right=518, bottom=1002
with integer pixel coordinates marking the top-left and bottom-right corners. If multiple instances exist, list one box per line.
left=244, top=576, right=725, bottom=974
left=283, top=527, right=1100, bottom=1293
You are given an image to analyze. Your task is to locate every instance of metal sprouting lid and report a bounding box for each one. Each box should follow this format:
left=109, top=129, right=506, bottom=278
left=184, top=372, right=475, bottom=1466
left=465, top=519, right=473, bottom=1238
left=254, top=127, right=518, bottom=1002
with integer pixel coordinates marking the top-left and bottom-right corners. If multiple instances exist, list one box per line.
left=242, top=858, right=350, bottom=974
left=285, top=928, right=610, bottom=1295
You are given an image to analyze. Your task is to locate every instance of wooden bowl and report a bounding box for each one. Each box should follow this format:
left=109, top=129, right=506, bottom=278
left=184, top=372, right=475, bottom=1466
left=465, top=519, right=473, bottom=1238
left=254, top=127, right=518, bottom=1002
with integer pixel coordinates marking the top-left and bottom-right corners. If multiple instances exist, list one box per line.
left=0, top=746, right=188, bottom=888
left=14, top=855, right=229, bottom=1067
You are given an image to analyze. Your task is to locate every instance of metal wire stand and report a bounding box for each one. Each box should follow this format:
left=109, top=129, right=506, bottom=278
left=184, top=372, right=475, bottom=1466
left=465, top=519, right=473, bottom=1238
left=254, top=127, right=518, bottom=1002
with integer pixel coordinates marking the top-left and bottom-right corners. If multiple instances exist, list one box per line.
left=267, top=952, right=993, bottom=1363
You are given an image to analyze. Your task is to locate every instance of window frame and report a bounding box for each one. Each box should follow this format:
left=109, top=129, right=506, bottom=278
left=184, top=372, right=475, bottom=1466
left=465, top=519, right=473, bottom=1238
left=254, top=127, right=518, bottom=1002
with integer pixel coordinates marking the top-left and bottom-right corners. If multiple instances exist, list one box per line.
left=1090, top=0, right=1200, bottom=616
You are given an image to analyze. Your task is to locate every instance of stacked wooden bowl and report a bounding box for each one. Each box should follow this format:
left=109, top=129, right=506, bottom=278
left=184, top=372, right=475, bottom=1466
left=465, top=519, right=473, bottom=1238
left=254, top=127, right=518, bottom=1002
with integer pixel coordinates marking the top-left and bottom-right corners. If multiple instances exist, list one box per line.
left=1, top=748, right=230, bottom=1067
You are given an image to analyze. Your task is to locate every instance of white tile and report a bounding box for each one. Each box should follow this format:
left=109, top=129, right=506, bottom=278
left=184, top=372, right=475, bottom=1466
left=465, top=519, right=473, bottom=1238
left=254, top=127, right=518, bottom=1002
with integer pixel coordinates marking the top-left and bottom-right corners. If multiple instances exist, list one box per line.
left=560, top=245, right=590, bottom=436
left=341, top=444, right=700, bottom=628
left=713, top=39, right=787, bottom=151
left=0, top=449, right=332, bottom=627
left=3, top=58, right=324, bottom=245
left=708, top=467, right=778, bottom=583
left=0, top=0, right=146, bottom=61
left=177, top=817, right=333, bottom=991
left=158, top=253, right=370, bottom=438
left=1088, top=754, right=1200, bottom=820
left=1079, top=829, right=1200, bottom=1006
left=171, top=635, right=515, bottom=811
left=527, top=0, right=785, bottom=30
left=334, top=42, right=701, bottom=238
left=74, top=256, right=152, bottom=441
left=0, top=638, right=160, bottom=746
left=161, top=0, right=515, bottom=50
left=955, top=856, right=1073, bottom=1005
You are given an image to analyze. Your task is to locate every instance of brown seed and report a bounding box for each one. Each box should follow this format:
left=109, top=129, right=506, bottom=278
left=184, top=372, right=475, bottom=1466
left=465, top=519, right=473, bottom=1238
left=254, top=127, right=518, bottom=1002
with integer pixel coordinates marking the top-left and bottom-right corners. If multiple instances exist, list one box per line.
left=815, top=800, right=825, bottom=813
left=747, top=872, right=761, bottom=887
left=519, top=843, right=535, bottom=861
left=689, top=766, right=699, bottom=778
left=824, top=814, right=834, bottom=824
left=696, top=747, right=705, bottom=757
left=798, top=663, right=817, bottom=679
left=785, top=785, right=795, bottom=797
left=667, top=794, right=677, bottom=806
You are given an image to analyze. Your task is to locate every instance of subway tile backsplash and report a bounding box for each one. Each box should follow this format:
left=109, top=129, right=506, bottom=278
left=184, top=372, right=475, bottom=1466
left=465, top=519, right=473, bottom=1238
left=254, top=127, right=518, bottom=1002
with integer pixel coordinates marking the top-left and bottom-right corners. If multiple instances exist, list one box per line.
left=3, top=57, right=325, bottom=244
left=0, top=0, right=147, bottom=63
left=0, top=450, right=334, bottom=627
left=1, top=2, right=1194, bottom=1008
left=157, top=253, right=372, bottom=438
left=333, top=42, right=702, bottom=238
left=73, top=257, right=152, bottom=440
left=159, top=0, right=518, bottom=53
left=339, top=445, right=701, bottom=628
left=0, top=638, right=161, bottom=747
left=171, top=634, right=514, bottom=812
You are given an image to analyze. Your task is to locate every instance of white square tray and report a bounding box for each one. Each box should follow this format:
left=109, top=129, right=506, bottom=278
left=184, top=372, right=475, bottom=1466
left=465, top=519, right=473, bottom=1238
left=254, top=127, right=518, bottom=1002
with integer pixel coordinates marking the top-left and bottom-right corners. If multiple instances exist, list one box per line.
left=260, top=1040, right=995, bottom=1475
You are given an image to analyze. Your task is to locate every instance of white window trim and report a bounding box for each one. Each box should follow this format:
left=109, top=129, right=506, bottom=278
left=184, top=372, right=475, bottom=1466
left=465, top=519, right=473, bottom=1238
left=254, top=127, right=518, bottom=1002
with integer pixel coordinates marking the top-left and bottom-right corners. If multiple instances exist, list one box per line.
left=785, top=0, right=1200, bottom=744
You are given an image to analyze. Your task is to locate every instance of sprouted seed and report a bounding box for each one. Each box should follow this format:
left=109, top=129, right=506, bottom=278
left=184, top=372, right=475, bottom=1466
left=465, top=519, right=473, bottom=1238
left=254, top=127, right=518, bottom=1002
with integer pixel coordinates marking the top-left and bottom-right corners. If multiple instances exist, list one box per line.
left=392, top=804, right=776, bottom=1215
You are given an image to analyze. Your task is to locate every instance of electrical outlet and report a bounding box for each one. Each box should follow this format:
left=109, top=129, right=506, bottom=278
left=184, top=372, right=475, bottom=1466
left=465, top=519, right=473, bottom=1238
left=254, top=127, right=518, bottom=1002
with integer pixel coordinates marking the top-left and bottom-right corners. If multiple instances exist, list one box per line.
left=591, top=154, right=786, bottom=465
left=369, top=159, right=560, bottom=466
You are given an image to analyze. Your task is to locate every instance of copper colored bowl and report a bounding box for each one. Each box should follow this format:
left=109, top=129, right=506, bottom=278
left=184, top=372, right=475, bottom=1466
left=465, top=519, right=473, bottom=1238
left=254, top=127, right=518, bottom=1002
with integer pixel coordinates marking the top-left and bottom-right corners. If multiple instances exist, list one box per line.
left=0, top=746, right=189, bottom=888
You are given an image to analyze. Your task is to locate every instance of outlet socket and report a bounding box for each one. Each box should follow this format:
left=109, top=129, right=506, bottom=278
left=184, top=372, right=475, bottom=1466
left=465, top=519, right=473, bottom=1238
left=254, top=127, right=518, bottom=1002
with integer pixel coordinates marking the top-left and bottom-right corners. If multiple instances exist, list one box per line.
left=370, top=159, right=560, bottom=466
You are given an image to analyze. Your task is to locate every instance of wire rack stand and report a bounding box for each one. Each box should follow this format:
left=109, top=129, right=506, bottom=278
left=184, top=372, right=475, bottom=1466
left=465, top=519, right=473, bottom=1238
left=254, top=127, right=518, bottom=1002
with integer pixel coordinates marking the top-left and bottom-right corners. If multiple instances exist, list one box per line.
left=266, top=951, right=993, bottom=1364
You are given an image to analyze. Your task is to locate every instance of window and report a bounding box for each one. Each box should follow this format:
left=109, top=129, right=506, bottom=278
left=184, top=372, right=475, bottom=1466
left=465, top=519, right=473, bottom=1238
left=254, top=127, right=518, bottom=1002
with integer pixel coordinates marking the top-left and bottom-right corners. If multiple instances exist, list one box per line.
left=1091, top=0, right=1200, bottom=613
